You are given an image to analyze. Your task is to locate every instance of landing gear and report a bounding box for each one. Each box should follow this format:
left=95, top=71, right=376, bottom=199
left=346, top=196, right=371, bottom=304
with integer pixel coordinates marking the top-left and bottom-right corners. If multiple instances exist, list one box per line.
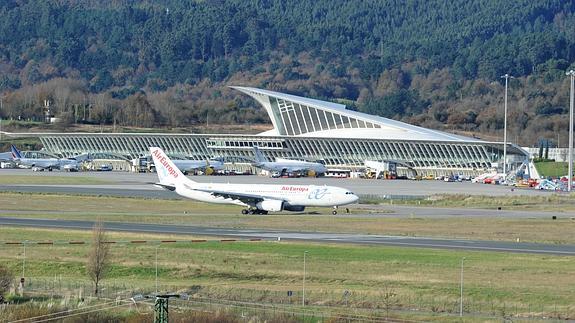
left=242, top=209, right=268, bottom=215
left=332, top=206, right=338, bottom=215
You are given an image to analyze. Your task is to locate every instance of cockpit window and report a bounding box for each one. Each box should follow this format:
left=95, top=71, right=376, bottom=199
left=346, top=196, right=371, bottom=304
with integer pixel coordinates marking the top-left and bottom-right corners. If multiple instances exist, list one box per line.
left=345, top=192, right=354, bottom=195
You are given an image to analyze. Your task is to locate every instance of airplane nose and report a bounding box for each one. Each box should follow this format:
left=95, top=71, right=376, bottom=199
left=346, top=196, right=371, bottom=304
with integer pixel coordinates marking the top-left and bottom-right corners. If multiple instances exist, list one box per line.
left=351, top=194, right=359, bottom=203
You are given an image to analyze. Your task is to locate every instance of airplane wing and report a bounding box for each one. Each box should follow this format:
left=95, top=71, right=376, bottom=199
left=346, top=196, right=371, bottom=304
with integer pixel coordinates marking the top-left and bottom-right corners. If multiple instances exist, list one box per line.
left=190, top=186, right=284, bottom=204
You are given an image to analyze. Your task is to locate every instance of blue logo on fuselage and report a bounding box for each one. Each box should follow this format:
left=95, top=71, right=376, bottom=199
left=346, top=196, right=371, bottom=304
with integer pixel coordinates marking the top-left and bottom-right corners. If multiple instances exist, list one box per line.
left=308, top=188, right=329, bottom=200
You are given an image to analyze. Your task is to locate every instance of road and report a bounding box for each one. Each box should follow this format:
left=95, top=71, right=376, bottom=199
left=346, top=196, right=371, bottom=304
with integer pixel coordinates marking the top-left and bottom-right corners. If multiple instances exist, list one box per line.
left=0, top=217, right=573, bottom=256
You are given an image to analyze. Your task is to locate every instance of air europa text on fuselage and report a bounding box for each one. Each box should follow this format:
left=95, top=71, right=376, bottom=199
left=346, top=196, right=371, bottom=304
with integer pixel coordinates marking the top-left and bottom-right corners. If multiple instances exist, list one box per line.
left=281, top=186, right=309, bottom=192
left=152, top=149, right=179, bottom=179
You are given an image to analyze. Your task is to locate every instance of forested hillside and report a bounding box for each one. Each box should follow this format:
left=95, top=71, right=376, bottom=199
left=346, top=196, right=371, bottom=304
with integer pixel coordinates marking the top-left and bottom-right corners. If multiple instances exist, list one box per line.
left=0, top=0, right=574, bottom=145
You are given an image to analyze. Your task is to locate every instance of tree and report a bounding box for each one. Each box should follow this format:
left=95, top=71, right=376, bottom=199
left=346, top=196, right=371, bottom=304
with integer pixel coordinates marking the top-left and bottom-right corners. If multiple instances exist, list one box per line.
left=87, top=219, right=111, bottom=297
left=0, top=264, right=14, bottom=302
left=380, top=284, right=398, bottom=319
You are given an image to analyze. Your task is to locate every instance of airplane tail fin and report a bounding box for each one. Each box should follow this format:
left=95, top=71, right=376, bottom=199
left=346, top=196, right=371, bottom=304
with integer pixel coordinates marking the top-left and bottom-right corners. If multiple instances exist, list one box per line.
left=149, top=147, right=195, bottom=187
left=10, top=145, right=22, bottom=159
left=253, top=146, right=267, bottom=163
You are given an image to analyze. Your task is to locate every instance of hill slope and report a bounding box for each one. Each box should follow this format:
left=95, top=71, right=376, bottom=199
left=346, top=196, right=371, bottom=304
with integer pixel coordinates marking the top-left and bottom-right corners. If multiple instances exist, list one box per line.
left=0, top=0, right=574, bottom=145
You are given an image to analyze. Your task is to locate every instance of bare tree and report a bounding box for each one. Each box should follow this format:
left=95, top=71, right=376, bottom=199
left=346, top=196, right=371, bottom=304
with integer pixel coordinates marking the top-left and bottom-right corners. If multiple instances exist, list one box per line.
left=380, top=284, right=398, bottom=319
left=87, top=219, right=111, bottom=297
left=0, top=264, right=14, bottom=302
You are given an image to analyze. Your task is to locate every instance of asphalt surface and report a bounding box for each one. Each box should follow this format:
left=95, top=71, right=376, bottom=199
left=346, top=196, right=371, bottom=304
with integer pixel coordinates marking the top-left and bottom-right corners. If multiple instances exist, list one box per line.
left=0, top=168, right=559, bottom=197
left=2, top=184, right=572, bottom=218
left=0, top=217, right=573, bottom=256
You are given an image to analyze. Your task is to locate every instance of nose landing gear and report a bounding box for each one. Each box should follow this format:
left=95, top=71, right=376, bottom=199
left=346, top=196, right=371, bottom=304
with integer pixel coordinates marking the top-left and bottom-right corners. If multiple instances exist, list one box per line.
left=332, top=206, right=338, bottom=215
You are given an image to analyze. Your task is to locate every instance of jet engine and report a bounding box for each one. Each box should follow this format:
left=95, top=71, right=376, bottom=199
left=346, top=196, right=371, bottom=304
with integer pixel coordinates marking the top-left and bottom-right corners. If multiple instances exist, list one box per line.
left=307, top=169, right=316, bottom=177
left=283, top=204, right=305, bottom=212
left=256, top=200, right=284, bottom=212
left=204, top=167, right=214, bottom=175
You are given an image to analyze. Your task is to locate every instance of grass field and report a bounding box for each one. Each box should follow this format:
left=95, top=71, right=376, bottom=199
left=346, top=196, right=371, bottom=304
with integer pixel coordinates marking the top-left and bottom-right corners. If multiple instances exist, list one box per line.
left=535, top=161, right=569, bottom=178
left=0, top=227, right=574, bottom=321
left=370, top=193, right=575, bottom=211
left=0, top=192, right=574, bottom=244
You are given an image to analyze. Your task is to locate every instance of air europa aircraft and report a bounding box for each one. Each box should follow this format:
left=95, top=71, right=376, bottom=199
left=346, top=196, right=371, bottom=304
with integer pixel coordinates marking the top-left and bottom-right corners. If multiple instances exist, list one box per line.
left=150, top=147, right=359, bottom=215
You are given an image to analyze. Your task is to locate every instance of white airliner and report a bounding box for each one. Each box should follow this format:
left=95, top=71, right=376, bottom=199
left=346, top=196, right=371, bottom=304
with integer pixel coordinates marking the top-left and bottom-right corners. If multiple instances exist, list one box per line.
left=150, top=147, right=359, bottom=214
left=11, top=145, right=85, bottom=171
left=252, top=146, right=327, bottom=177
left=171, top=158, right=224, bottom=175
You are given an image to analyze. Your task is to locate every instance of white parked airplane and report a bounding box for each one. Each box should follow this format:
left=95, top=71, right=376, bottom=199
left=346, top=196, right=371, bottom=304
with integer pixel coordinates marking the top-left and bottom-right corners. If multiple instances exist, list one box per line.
left=10, top=145, right=84, bottom=171
left=252, top=146, right=327, bottom=177
left=171, top=158, right=224, bottom=175
left=150, top=147, right=358, bottom=214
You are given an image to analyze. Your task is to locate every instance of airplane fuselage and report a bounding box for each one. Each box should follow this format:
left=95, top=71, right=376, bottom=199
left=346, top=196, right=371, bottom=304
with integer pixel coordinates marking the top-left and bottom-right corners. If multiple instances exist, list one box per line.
left=172, top=159, right=223, bottom=173
left=17, top=158, right=77, bottom=170
left=176, top=183, right=356, bottom=207
left=257, top=160, right=327, bottom=174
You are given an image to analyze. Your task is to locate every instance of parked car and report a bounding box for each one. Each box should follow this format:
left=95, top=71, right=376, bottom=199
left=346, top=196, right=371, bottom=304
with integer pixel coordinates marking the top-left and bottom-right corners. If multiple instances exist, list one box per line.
left=97, top=164, right=113, bottom=171
left=63, top=164, right=79, bottom=172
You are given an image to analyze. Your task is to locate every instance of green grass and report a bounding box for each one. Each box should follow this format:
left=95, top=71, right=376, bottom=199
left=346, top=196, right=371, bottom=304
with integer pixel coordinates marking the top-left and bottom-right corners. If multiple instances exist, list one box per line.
left=535, top=161, right=569, bottom=178
left=0, top=175, right=111, bottom=185
left=0, top=227, right=574, bottom=320
left=370, top=193, right=575, bottom=211
left=1, top=192, right=575, bottom=244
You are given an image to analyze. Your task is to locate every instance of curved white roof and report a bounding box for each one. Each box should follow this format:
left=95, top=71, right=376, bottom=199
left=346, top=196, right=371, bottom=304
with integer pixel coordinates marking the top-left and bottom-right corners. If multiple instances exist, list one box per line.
left=231, top=86, right=482, bottom=142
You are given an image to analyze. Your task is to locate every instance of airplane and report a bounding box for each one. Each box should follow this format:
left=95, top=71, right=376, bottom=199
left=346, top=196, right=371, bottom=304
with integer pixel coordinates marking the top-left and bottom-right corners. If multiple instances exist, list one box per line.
left=10, top=145, right=84, bottom=171
left=150, top=147, right=358, bottom=215
left=252, top=146, right=327, bottom=177
left=0, top=151, right=12, bottom=161
left=171, top=158, right=224, bottom=175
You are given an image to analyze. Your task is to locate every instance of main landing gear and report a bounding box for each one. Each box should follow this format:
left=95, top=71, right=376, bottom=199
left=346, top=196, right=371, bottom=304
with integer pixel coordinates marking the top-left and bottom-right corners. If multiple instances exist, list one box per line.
left=241, top=209, right=268, bottom=215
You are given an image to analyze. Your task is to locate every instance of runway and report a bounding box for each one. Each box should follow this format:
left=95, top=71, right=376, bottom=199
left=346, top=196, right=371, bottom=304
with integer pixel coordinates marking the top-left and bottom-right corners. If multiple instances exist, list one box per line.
left=1, top=217, right=573, bottom=256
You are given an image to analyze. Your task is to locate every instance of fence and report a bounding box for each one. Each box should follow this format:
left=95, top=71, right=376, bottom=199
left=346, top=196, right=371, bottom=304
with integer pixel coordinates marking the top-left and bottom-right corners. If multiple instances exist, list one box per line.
left=15, top=276, right=574, bottom=321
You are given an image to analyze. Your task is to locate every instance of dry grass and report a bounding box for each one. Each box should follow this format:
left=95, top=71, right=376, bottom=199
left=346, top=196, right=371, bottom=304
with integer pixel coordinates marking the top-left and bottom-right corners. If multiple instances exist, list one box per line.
left=0, top=227, right=574, bottom=320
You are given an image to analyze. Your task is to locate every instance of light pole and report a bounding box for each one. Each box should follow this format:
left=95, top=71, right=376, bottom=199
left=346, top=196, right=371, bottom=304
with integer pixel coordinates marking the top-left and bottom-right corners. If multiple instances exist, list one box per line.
left=501, top=74, right=514, bottom=177
left=302, top=251, right=308, bottom=307
left=459, top=257, right=466, bottom=317
left=20, top=241, right=26, bottom=296
left=567, top=70, right=575, bottom=192
left=22, top=242, right=26, bottom=277
left=155, top=245, right=160, bottom=294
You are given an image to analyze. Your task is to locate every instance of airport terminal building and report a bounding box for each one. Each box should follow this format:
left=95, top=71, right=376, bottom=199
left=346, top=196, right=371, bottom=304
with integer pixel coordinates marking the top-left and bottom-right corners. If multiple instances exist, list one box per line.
left=18, top=86, right=528, bottom=176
